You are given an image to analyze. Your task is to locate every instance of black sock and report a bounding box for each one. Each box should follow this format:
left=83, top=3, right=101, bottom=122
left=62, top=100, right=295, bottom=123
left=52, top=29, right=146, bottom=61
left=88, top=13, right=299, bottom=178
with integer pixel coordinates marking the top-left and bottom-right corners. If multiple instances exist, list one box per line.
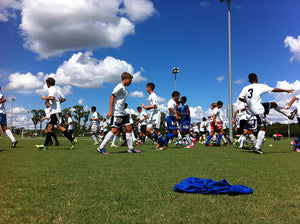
left=63, top=130, right=74, bottom=142
left=44, top=132, right=52, bottom=146
left=51, top=132, right=59, bottom=143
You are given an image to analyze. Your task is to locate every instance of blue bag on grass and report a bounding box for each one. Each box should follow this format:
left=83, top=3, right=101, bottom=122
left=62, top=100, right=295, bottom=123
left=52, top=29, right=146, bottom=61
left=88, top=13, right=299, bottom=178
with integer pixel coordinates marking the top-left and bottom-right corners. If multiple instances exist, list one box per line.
left=174, top=177, right=253, bottom=195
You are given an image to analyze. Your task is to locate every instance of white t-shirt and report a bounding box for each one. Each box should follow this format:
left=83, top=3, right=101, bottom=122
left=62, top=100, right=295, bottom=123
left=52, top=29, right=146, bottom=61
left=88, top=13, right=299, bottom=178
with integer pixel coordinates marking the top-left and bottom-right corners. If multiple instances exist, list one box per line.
left=138, top=110, right=148, bottom=125
left=212, top=107, right=223, bottom=122
left=48, top=86, right=63, bottom=114
left=68, top=117, right=74, bottom=130
left=44, top=107, right=51, bottom=123
left=239, top=83, right=273, bottom=115
left=102, top=121, right=108, bottom=131
left=237, top=103, right=252, bottom=121
left=147, top=92, right=160, bottom=115
left=199, top=121, right=207, bottom=132
left=112, top=83, right=127, bottom=116
left=92, top=112, right=99, bottom=125
left=0, top=93, right=6, bottom=114
left=167, top=98, right=177, bottom=116
left=125, top=108, right=133, bottom=124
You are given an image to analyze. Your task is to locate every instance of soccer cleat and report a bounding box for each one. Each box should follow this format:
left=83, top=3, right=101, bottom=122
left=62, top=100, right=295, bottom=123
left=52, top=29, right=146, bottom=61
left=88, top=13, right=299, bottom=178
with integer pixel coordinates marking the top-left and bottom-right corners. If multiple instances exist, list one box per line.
left=290, top=141, right=297, bottom=149
left=192, top=138, right=197, bottom=143
left=295, top=148, right=300, bottom=152
left=70, top=145, right=75, bottom=150
left=35, top=145, right=47, bottom=150
left=155, top=143, right=161, bottom=149
left=94, top=142, right=99, bottom=145
left=185, top=145, right=194, bottom=149
left=254, top=148, right=264, bottom=154
left=72, top=139, right=78, bottom=145
left=97, top=147, right=110, bottom=154
left=55, top=142, right=60, bottom=146
left=205, top=143, right=209, bottom=147
left=128, top=148, right=141, bottom=153
left=111, top=144, right=119, bottom=147
left=46, top=141, right=53, bottom=146
left=12, top=140, right=18, bottom=148
left=288, top=108, right=298, bottom=120
left=137, top=142, right=141, bottom=146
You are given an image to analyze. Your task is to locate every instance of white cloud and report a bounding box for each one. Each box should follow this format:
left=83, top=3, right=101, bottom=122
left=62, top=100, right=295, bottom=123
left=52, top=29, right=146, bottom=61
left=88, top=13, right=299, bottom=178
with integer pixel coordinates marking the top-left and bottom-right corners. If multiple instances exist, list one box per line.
left=6, top=72, right=44, bottom=90
left=6, top=51, right=146, bottom=93
left=216, top=76, right=226, bottom=83
left=284, top=35, right=300, bottom=62
left=78, top=98, right=85, bottom=105
left=199, top=1, right=211, bottom=7
left=11, top=0, right=155, bottom=58
left=120, top=0, right=156, bottom=22
left=0, top=0, right=22, bottom=22
left=157, top=96, right=167, bottom=104
left=190, top=106, right=204, bottom=122
left=234, top=79, right=246, bottom=85
left=129, top=91, right=145, bottom=98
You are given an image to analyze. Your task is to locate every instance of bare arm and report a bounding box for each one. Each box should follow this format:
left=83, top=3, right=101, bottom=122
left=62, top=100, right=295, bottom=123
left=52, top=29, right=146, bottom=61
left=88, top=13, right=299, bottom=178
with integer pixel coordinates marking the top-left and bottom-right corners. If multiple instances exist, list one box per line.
left=141, top=103, right=157, bottom=110
left=272, top=88, right=294, bottom=93
left=0, top=96, right=6, bottom=104
left=284, top=96, right=298, bottom=109
left=106, top=94, right=115, bottom=119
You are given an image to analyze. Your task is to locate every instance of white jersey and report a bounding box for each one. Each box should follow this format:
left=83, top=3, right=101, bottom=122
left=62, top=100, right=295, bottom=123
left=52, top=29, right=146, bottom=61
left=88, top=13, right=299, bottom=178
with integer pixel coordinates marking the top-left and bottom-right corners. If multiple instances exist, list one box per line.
left=91, top=112, right=99, bottom=125
left=0, top=93, right=6, bottom=114
left=112, top=83, right=127, bottom=116
left=125, top=108, right=133, bottom=124
left=67, top=117, right=74, bottom=130
left=44, top=107, right=51, bottom=123
left=167, top=98, right=177, bottom=117
left=48, top=86, right=63, bottom=114
left=193, top=125, right=199, bottom=133
left=138, top=110, right=148, bottom=125
left=102, top=121, right=108, bottom=131
left=239, top=83, right=273, bottom=115
left=147, top=92, right=160, bottom=115
left=237, top=103, right=252, bottom=121
left=212, top=107, right=223, bottom=122
left=199, top=121, right=207, bottom=132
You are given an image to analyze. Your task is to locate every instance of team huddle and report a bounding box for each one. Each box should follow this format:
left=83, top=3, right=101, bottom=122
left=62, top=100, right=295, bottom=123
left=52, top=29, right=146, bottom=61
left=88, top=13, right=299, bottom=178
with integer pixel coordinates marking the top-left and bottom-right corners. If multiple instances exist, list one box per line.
left=0, top=72, right=299, bottom=154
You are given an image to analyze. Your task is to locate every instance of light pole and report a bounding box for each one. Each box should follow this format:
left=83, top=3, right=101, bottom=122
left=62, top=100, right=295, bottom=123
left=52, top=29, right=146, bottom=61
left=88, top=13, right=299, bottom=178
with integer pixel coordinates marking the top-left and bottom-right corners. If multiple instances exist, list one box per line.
left=220, top=0, right=233, bottom=141
left=172, top=67, right=180, bottom=91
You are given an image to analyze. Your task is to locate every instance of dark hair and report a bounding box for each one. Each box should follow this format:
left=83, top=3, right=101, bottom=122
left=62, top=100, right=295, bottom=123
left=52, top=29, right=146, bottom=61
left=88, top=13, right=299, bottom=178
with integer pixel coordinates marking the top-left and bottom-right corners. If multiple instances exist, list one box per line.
left=217, top=101, right=223, bottom=106
left=248, top=73, right=257, bottom=83
left=124, top=103, right=128, bottom=109
left=91, top=106, right=96, bottom=111
left=172, top=91, right=180, bottom=97
left=137, top=106, right=142, bottom=110
left=67, top=112, right=71, bottom=116
left=121, top=72, right=133, bottom=80
left=46, top=77, right=55, bottom=86
left=202, top=117, right=207, bottom=121
left=181, top=96, right=187, bottom=103
left=146, top=82, right=155, bottom=90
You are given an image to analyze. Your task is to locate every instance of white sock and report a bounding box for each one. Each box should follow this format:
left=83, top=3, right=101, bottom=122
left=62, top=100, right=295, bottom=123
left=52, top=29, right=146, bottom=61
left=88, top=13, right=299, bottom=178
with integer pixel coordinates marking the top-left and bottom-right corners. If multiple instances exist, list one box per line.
left=222, top=135, right=227, bottom=144
left=5, top=130, right=16, bottom=142
left=112, top=135, right=117, bottom=145
left=255, top=131, right=265, bottom=150
left=249, top=134, right=257, bottom=146
left=240, top=135, right=246, bottom=148
left=99, top=131, right=114, bottom=149
left=92, top=135, right=97, bottom=143
left=131, top=131, right=136, bottom=142
left=126, top=133, right=133, bottom=150
left=275, top=105, right=290, bottom=117
left=185, top=134, right=192, bottom=145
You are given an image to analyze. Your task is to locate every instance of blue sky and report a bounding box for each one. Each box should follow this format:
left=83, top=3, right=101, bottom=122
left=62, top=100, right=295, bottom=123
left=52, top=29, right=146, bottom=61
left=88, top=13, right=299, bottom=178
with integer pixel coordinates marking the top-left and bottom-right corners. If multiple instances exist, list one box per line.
left=1, top=0, right=300, bottom=128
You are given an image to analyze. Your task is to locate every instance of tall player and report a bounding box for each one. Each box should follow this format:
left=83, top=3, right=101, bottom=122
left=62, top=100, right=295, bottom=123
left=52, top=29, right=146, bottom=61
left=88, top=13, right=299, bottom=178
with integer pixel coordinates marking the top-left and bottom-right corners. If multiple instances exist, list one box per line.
left=239, top=73, right=295, bottom=154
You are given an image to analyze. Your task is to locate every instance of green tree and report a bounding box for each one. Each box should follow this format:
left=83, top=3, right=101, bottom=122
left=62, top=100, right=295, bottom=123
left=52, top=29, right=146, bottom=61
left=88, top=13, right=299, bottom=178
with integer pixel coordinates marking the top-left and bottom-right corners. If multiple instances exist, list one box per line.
left=37, top=109, right=45, bottom=130
left=31, top=109, right=39, bottom=130
left=73, top=105, right=85, bottom=130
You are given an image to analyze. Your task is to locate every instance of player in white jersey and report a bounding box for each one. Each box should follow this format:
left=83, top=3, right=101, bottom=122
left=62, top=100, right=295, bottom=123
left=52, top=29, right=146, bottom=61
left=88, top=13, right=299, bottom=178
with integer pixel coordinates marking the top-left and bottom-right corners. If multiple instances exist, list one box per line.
left=36, top=78, right=77, bottom=150
left=141, top=82, right=165, bottom=149
left=205, top=101, right=224, bottom=146
left=97, top=72, right=141, bottom=154
left=90, top=106, right=100, bottom=145
left=284, top=94, right=300, bottom=152
left=161, top=91, right=180, bottom=150
left=66, top=112, right=74, bottom=137
left=137, top=106, right=148, bottom=145
left=239, top=73, right=294, bottom=154
left=0, top=86, right=18, bottom=147
left=199, top=117, right=208, bottom=143
left=40, top=100, right=59, bottom=146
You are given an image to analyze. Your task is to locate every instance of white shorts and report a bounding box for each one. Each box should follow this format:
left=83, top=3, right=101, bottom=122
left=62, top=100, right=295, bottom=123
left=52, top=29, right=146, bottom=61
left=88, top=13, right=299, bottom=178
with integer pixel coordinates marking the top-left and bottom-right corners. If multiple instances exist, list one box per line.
left=90, top=123, right=98, bottom=134
left=147, top=112, right=161, bottom=129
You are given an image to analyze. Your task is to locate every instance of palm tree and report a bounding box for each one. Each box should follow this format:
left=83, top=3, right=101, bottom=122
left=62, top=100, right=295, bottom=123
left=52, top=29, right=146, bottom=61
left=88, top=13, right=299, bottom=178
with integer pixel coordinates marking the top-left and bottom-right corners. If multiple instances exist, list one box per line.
left=31, top=109, right=39, bottom=130
left=73, top=105, right=84, bottom=130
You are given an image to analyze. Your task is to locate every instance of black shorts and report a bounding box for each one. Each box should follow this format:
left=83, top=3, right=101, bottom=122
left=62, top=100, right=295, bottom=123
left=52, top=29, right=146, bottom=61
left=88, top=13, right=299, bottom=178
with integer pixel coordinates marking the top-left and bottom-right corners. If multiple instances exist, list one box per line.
left=110, top=115, right=130, bottom=129
left=49, top=113, right=64, bottom=126
left=238, top=120, right=248, bottom=134
left=141, top=125, right=147, bottom=133
left=254, top=114, right=266, bottom=127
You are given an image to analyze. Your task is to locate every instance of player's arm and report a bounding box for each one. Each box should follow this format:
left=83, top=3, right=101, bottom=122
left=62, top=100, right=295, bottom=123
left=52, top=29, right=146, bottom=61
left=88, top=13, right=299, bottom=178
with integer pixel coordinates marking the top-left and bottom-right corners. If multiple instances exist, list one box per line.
left=169, top=107, right=178, bottom=120
left=284, top=96, right=298, bottom=109
left=0, top=95, right=6, bottom=104
left=42, top=95, right=54, bottom=100
left=107, top=94, right=115, bottom=119
left=141, top=103, right=157, bottom=110
left=232, top=109, right=239, bottom=125
left=239, top=97, right=246, bottom=103
left=272, top=88, right=294, bottom=93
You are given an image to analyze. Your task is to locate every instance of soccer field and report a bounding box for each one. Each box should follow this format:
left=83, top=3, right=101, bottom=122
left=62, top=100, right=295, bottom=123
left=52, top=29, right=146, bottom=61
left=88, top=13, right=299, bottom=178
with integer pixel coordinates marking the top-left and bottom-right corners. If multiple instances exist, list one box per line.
left=0, top=136, right=299, bottom=223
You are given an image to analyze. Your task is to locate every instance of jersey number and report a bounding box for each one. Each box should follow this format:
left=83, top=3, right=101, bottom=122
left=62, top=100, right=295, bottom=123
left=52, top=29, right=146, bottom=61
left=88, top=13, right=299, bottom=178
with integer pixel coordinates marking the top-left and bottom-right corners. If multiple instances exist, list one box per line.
left=248, top=88, right=253, bottom=98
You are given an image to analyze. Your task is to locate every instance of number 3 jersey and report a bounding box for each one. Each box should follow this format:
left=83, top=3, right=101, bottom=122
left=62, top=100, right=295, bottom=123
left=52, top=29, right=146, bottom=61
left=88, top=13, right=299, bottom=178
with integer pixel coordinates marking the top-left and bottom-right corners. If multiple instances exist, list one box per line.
left=239, top=83, right=273, bottom=115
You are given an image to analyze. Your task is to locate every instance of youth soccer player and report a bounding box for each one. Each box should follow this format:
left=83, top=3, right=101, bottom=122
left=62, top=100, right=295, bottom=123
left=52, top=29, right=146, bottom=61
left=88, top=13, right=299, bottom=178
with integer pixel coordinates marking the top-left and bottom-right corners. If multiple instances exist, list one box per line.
left=90, top=106, right=100, bottom=145
left=141, top=82, right=165, bottom=149
left=239, top=73, right=294, bottom=154
left=0, top=87, right=18, bottom=147
left=36, top=77, right=77, bottom=150
left=65, top=112, right=74, bottom=137
left=97, top=72, right=141, bottom=154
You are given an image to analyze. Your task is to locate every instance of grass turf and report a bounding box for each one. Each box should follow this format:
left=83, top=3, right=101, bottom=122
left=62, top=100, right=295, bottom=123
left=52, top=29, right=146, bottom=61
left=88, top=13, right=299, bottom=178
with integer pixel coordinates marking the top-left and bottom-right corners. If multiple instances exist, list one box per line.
left=0, top=136, right=299, bottom=223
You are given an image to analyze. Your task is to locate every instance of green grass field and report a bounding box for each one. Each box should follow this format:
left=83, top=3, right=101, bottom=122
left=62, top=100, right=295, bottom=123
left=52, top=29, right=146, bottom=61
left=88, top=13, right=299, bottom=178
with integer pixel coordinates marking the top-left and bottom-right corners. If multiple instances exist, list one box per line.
left=0, top=136, right=299, bottom=224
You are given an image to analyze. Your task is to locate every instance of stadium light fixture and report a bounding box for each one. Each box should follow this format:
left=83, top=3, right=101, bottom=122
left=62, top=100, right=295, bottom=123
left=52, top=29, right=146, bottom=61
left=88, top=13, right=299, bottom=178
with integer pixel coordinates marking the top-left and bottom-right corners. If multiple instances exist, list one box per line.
left=172, top=67, right=180, bottom=91
left=220, top=0, right=233, bottom=141
left=10, top=96, right=16, bottom=129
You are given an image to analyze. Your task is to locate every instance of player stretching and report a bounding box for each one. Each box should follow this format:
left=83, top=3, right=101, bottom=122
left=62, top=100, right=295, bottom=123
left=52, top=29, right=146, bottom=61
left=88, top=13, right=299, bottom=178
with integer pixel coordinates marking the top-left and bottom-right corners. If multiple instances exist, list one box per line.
left=97, top=72, right=141, bottom=154
left=239, top=73, right=295, bottom=154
